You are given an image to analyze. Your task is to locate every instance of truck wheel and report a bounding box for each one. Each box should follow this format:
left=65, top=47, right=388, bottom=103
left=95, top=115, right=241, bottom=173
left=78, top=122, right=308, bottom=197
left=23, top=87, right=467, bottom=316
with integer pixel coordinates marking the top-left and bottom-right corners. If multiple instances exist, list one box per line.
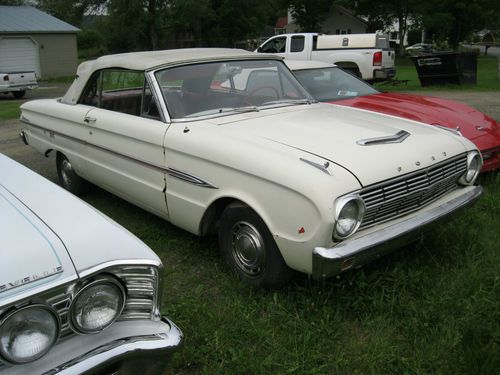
left=56, top=153, right=89, bottom=195
left=12, top=90, right=26, bottom=99
left=219, top=204, right=292, bottom=288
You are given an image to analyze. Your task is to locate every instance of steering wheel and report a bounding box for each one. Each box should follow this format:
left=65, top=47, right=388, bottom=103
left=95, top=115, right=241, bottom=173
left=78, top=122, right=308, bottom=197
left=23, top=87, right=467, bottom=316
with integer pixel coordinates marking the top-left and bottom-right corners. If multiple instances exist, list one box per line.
left=244, top=86, right=280, bottom=106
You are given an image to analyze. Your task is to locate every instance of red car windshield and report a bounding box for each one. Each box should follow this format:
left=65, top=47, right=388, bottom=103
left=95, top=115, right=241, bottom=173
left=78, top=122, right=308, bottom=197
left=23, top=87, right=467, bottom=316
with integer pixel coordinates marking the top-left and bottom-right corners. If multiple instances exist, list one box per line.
left=293, top=67, right=379, bottom=102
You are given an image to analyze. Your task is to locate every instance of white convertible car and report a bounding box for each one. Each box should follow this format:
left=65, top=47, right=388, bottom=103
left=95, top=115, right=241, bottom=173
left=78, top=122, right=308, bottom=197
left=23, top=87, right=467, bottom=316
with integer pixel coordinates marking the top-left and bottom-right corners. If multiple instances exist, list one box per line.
left=20, top=49, right=483, bottom=288
left=0, top=154, right=181, bottom=374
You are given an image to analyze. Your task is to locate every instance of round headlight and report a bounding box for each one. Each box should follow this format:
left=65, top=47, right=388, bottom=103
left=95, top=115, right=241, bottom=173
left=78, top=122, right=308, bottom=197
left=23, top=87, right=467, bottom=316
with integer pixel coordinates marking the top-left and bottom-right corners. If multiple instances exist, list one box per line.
left=459, top=151, right=482, bottom=185
left=70, top=278, right=125, bottom=334
left=334, top=195, right=365, bottom=240
left=0, top=305, right=59, bottom=364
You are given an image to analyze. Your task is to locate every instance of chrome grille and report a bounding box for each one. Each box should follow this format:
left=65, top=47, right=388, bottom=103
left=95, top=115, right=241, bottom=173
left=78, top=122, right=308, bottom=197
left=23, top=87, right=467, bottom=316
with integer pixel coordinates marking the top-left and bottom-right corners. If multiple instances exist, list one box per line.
left=360, top=153, right=468, bottom=228
left=113, top=266, right=160, bottom=321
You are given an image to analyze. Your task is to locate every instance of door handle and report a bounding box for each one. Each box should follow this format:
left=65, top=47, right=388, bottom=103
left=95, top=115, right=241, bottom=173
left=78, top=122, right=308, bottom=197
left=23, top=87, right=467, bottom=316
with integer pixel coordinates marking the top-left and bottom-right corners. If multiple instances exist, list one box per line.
left=84, top=116, right=96, bottom=124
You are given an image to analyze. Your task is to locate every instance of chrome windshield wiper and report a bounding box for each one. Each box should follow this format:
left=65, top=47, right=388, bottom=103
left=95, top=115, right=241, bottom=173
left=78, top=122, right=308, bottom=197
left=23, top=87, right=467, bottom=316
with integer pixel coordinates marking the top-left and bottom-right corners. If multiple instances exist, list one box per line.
left=226, top=106, right=260, bottom=113
left=260, top=98, right=317, bottom=107
left=183, top=106, right=260, bottom=118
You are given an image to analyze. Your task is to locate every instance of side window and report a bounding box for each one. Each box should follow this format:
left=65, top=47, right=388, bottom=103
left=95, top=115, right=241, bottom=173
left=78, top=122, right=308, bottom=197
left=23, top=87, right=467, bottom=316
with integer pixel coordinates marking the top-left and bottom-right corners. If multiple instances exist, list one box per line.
left=290, top=36, right=305, bottom=52
left=79, top=72, right=102, bottom=106
left=260, top=37, right=286, bottom=53
left=100, top=70, right=144, bottom=116
left=141, top=80, right=161, bottom=120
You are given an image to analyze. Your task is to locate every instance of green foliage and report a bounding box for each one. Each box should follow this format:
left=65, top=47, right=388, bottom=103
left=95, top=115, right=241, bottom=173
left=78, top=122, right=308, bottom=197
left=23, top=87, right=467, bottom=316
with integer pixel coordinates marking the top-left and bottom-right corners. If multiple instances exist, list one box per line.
left=287, top=0, right=333, bottom=32
left=0, top=102, right=21, bottom=120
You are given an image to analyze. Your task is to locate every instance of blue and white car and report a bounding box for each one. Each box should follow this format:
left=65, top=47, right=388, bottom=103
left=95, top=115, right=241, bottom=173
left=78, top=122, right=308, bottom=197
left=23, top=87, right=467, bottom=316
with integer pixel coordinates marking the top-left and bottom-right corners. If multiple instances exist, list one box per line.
left=0, top=154, right=182, bottom=374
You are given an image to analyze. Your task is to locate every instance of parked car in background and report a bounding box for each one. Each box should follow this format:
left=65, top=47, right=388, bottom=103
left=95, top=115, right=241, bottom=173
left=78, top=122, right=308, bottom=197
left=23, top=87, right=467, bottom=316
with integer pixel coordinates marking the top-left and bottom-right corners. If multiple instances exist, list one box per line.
left=0, top=154, right=181, bottom=374
left=405, top=43, right=433, bottom=55
left=20, top=49, right=482, bottom=288
left=286, top=60, right=500, bottom=172
left=0, top=71, right=37, bottom=98
left=257, top=33, right=395, bottom=81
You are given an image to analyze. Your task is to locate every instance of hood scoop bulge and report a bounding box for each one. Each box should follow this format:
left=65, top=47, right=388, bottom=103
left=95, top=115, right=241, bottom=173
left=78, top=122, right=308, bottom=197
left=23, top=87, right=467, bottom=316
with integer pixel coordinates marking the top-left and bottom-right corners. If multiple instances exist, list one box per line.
left=356, top=130, right=410, bottom=146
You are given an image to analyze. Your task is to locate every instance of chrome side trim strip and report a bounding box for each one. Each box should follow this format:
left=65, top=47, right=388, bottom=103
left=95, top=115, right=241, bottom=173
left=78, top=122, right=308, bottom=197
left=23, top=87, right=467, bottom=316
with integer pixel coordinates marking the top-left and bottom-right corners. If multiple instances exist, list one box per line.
left=357, top=130, right=410, bottom=146
left=167, top=167, right=218, bottom=189
left=21, top=120, right=218, bottom=189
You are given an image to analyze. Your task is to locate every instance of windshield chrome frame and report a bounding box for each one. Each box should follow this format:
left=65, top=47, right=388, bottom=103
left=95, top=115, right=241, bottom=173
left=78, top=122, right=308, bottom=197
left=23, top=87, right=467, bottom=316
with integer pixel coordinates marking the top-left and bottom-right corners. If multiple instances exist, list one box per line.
left=148, top=58, right=314, bottom=123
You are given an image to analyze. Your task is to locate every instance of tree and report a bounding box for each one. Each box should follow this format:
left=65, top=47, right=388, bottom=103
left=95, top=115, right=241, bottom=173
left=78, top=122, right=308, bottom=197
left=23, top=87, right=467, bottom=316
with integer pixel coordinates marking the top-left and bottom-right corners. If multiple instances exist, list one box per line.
left=286, top=0, right=333, bottom=32
left=345, top=0, right=420, bottom=55
left=420, top=0, right=500, bottom=48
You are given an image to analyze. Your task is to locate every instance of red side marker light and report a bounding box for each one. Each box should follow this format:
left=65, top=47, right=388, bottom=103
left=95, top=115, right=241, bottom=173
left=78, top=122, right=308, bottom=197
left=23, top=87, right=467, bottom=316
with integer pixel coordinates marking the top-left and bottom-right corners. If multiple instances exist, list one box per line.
left=298, top=227, right=305, bottom=234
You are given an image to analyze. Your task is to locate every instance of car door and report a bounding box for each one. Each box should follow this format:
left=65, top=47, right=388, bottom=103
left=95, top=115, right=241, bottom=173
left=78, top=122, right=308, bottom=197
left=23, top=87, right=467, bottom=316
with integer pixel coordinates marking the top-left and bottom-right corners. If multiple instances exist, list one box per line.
left=79, top=69, right=170, bottom=219
left=258, top=35, right=287, bottom=58
left=284, top=34, right=309, bottom=60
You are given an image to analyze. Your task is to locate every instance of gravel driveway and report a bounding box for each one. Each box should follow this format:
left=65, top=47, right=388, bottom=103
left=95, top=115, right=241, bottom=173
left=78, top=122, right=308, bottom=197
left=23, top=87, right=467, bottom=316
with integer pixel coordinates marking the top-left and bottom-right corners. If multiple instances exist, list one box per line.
left=1, top=86, right=499, bottom=183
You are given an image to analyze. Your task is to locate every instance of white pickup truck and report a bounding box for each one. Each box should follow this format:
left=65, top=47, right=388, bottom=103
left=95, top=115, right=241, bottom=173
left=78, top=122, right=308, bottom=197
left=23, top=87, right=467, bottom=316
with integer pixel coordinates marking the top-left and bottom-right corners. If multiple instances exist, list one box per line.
left=257, top=33, right=395, bottom=82
left=0, top=71, right=38, bottom=98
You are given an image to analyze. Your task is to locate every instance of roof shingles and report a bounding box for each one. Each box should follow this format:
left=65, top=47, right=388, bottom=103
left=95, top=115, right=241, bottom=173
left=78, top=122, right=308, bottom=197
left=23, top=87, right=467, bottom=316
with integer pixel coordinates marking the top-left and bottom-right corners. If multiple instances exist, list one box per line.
left=0, top=6, right=79, bottom=33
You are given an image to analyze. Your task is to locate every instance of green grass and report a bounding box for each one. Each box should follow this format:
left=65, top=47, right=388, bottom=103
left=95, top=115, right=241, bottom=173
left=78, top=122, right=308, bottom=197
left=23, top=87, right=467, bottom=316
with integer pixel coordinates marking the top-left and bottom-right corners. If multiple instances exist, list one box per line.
left=81, top=171, right=500, bottom=375
left=374, top=56, right=500, bottom=92
left=0, top=101, right=21, bottom=120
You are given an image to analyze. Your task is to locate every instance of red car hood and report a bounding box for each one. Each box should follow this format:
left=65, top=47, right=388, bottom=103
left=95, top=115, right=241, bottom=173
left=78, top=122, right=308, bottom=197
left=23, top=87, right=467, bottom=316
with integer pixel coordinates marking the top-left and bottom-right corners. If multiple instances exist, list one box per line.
left=333, top=92, right=500, bottom=152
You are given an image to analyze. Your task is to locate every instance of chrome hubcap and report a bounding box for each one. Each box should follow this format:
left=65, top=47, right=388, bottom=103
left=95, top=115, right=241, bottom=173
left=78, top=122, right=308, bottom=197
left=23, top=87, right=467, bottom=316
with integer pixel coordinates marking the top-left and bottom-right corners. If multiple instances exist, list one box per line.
left=61, top=159, right=73, bottom=188
left=231, top=221, right=266, bottom=277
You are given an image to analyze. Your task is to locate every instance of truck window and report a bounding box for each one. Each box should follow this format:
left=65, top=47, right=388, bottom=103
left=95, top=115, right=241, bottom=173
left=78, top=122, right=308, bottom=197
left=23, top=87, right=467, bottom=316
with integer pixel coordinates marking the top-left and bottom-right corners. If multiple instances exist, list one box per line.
left=260, top=37, right=286, bottom=53
left=290, top=36, right=305, bottom=52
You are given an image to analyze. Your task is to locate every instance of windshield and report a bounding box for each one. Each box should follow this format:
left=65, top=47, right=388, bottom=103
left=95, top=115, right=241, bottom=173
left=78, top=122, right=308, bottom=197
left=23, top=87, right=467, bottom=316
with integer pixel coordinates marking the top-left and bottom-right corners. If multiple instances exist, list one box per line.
left=293, top=67, right=379, bottom=102
left=155, top=60, right=312, bottom=119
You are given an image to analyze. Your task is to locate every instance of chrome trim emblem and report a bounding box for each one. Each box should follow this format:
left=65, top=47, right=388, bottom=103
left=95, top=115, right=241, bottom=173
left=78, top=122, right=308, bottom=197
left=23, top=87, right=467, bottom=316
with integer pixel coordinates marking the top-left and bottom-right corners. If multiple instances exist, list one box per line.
left=167, top=168, right=218, bottom=189
left=357, top=130, right=410, bottom=146
left=299, top=158, right=331, bottom=175
left=0, top=266, right=63, bottom=293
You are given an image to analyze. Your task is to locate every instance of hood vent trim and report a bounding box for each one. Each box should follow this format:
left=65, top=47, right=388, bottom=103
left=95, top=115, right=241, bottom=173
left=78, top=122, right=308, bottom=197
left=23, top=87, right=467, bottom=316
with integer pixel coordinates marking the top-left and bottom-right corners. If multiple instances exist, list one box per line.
left=357, top=130, right=410, bottom=146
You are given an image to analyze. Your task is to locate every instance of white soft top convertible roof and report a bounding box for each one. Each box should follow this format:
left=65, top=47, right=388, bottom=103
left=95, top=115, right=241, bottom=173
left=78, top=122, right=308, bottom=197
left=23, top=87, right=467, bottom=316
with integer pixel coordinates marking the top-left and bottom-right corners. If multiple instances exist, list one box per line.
left=62, top=48, right=280, bottom=104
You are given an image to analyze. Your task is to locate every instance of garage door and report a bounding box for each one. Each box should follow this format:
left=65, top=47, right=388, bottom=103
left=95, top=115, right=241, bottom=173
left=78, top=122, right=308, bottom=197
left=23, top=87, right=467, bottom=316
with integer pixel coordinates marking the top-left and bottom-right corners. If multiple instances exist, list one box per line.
left=0, top=37, right=41, bottom=77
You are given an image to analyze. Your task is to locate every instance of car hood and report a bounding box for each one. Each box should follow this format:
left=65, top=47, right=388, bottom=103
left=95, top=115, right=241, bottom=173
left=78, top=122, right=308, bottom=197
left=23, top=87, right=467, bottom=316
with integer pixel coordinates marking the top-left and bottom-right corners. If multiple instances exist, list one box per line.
left=210, top=104, right=472, bottom=186
left=0, top=184, right=77, bottom=303
left=334, top=92, right=500, bottom=150
left=0, top=155, right=160, bottom=305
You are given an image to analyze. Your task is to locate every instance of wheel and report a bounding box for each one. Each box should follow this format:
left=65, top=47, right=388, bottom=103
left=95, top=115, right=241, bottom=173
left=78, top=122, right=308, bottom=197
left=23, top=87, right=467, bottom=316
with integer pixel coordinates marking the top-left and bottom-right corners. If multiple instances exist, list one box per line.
left=218, top=204, right=292, bottom=288
left=56, top=153, right=89, bottom=195
left=12, top=90, right=26, bottom=99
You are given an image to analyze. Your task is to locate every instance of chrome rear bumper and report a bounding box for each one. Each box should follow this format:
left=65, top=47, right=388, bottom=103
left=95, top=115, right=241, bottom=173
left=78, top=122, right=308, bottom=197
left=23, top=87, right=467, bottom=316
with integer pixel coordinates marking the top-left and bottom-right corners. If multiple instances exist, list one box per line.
left=312, top=186, right=482, bottom=280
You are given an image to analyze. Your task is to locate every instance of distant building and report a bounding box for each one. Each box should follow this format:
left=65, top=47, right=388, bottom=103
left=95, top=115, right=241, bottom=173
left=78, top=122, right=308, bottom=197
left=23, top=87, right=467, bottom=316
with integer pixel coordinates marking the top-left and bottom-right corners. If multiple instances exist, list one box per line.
left=0, top=6, right=80, bottom=78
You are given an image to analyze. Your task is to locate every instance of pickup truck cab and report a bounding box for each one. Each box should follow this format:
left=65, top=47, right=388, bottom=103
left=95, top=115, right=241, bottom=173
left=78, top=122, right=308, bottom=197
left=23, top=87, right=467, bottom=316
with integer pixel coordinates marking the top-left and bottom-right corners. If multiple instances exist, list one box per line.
left=257, top=33, right=395, bottom=82
left=0, top=71, right=38, bottom=98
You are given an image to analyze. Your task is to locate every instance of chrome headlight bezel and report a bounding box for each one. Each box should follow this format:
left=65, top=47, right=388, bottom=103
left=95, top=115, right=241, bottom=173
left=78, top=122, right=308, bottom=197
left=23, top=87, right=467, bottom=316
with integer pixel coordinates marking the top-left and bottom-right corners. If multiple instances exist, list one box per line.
left=333, top=194, right=366, bottom=240
left=69, top=277, right=126, bottom=334
left=0, top=304, right=60, bottom=364
left=459, top=151, right=482, bottom=186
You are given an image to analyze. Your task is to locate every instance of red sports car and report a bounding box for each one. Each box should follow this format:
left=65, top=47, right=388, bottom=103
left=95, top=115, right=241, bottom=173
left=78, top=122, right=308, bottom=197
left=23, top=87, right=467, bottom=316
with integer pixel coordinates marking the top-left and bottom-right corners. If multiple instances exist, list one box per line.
left=287, top=60, right=500, bottom=172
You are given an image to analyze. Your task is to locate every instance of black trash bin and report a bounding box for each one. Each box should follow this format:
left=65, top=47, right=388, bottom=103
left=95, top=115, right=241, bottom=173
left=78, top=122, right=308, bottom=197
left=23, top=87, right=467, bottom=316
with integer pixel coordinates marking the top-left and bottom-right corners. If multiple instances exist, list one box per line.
left=411, top=51, right=478, bottom=86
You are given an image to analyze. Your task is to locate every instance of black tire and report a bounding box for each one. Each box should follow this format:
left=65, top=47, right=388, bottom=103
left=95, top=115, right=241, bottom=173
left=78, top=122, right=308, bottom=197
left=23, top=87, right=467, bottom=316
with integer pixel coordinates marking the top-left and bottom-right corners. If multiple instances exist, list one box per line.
left=12, top=90, right=26, bottom=99
left=218, top=204, right=293, bottom=288
left=56, top=153, right=89, bottom=195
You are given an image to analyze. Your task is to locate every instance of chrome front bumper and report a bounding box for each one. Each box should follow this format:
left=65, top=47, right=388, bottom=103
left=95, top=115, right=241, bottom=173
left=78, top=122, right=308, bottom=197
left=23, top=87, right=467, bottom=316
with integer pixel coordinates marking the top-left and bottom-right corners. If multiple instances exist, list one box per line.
left=3, top=318, right=182, bottom=375
left=312, top=186, right=483, bottom=280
